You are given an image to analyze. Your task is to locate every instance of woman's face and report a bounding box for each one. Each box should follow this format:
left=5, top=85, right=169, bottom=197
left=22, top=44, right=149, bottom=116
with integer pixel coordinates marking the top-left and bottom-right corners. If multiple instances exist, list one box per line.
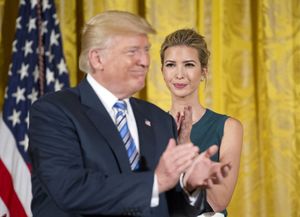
left=162, top=45, right=206, bottom=99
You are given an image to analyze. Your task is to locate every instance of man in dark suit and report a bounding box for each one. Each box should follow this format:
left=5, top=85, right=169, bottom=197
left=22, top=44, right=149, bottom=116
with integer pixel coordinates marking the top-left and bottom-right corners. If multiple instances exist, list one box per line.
left=29, top=11, right=228, bottom=217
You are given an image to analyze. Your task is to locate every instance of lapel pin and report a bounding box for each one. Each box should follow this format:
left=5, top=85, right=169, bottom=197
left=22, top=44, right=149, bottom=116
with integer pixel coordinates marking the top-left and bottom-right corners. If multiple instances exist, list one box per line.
left=145, top=119, right=151, bottom=127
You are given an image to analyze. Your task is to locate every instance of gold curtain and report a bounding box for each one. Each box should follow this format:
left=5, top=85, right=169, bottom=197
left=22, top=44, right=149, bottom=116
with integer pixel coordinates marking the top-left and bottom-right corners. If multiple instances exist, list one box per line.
left=0, top=0, right=299, bottom=216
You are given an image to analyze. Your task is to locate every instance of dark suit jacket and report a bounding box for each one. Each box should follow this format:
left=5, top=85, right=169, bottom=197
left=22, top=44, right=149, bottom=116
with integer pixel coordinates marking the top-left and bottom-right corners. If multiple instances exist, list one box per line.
left=29, top=79, right=202, bottom=217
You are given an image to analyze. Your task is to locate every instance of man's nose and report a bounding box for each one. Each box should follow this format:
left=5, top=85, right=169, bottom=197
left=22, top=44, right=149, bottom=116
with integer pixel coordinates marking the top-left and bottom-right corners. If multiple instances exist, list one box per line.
left=138, top=51, right=150, bottom=68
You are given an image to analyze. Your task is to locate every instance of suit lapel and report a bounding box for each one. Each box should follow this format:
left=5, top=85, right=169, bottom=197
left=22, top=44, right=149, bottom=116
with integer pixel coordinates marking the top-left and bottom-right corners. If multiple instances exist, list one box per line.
left=130, top=99, right=156, bottom=171
left=78, top=79, right=131, bottom=172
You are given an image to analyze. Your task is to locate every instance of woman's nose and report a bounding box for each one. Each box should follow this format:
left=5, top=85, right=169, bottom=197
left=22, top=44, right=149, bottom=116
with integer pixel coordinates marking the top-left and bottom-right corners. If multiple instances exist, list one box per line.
left=175, top=67, right=184, bottom=79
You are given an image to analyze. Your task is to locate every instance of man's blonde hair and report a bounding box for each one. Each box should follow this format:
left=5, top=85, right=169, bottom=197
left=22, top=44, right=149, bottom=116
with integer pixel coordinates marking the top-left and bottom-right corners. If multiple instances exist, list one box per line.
left=79, top=10, right=156, bottom=73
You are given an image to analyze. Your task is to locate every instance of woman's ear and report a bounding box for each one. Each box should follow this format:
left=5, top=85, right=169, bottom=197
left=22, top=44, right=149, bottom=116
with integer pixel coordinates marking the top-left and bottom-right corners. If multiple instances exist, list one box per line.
left=88, top=49, right=104, bottom=71
left=201, top=67, right=208, bottom=81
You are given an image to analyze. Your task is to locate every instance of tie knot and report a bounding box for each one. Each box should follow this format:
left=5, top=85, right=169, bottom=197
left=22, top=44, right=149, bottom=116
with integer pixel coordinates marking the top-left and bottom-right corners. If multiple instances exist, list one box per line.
left=113, top=100, right=127, bottom=112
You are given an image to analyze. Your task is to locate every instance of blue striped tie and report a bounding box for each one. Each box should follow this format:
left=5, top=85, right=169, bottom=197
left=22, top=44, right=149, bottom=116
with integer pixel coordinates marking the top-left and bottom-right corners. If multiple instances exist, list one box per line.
left=113, top=100, right=140, bottom=171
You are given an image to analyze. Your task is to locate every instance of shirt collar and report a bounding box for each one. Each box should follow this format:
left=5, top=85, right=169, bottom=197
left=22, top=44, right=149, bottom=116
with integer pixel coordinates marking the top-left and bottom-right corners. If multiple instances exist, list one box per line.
left=86, top=74, right=130, bottom=113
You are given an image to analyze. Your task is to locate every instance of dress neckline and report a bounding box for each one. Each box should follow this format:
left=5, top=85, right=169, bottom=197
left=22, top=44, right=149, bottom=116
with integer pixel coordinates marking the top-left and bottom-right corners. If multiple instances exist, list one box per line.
left=193, top=108, right=211, bottom=127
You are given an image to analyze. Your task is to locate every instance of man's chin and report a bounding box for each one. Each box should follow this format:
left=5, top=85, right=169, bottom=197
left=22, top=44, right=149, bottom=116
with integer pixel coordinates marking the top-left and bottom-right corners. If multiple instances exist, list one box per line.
left=136, top=82, right=145, bottom=91
left=132, top=81, right=145, bottom=94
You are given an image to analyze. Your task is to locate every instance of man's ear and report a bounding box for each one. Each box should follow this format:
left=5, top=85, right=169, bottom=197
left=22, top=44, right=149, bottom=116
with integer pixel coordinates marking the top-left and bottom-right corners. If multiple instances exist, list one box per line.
left=88, top=49, right=104, bottom=71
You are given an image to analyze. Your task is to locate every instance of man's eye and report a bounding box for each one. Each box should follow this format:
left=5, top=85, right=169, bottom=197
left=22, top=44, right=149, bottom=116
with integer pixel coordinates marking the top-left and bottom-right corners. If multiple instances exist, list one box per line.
left=127, top=50, right=136, bottom=54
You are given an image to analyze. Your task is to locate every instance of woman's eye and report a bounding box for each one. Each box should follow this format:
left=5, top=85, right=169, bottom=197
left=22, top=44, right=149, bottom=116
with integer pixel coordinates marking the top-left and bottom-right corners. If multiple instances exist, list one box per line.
left=185, top=63, right=195, bottom=67
left=165, top=63, right=175, bottom=67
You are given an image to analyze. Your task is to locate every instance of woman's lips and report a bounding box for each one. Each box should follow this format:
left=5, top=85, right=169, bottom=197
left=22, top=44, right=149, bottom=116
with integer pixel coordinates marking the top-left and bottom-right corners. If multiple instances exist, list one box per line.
left=173, top=83, right=187, bottom=89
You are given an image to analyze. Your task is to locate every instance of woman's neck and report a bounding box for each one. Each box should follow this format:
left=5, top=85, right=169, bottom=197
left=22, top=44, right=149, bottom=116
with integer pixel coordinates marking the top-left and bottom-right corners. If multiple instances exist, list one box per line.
left=170, top=96, right=206, bottom=124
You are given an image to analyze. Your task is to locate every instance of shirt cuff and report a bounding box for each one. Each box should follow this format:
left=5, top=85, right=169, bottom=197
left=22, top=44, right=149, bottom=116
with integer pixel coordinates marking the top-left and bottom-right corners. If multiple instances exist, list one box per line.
left=179, top=173, right=201, bottom=206
left=150, top=174, right=159, bottom=207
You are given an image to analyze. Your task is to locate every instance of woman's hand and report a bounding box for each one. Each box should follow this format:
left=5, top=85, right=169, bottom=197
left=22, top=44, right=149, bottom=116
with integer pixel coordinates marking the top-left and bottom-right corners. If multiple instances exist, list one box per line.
left=177, top=106, right=193, bottom=144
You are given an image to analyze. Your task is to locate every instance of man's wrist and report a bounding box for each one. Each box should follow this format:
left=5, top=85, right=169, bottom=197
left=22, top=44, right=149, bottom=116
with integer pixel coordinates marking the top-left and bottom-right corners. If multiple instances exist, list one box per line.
left=181, top=172, right=197, bottom=193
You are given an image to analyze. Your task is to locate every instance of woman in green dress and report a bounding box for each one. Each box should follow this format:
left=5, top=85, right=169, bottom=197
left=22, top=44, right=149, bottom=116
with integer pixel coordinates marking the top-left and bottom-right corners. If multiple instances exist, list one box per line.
left=160, top=29, right=243, bottom=216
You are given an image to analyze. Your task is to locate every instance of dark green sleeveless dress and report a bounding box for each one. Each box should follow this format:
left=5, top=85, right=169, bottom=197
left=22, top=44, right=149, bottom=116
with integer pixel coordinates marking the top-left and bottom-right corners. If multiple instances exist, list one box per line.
left=190, top=109, right=228, bottom=216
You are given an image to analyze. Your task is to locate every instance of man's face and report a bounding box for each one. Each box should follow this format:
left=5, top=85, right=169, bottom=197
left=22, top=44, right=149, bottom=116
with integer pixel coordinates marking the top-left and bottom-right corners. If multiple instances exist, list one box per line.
left=95, top=34, right=150, bottom=99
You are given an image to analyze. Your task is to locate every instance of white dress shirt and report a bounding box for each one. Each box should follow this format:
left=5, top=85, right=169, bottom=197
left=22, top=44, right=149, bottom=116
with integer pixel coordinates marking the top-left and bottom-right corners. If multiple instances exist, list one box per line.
left=86, top=74, right=159, bottom=207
